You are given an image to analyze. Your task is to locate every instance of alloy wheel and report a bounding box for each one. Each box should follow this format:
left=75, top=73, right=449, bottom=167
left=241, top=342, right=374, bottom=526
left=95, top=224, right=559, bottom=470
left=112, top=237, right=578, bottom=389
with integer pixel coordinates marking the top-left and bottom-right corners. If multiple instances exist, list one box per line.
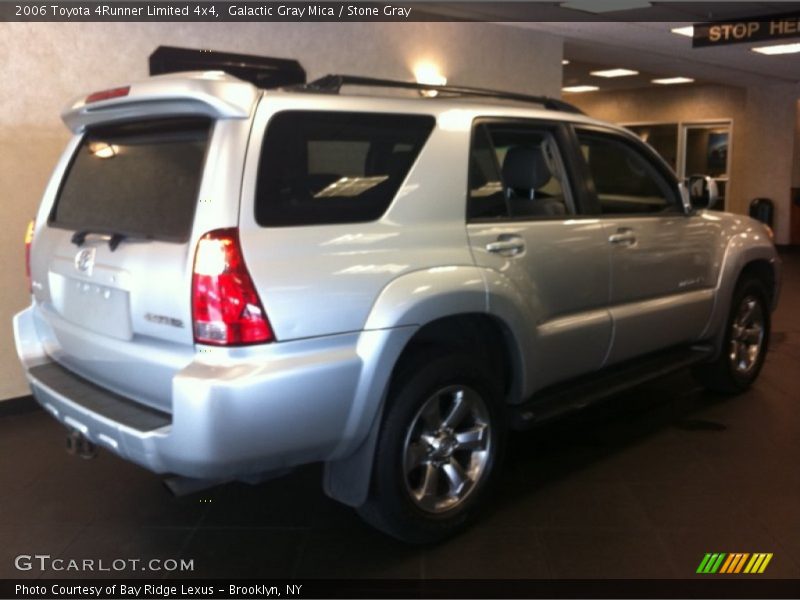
left=402, top=385, right=492, bottom=514
left=729, top=295, right=765, bottom=374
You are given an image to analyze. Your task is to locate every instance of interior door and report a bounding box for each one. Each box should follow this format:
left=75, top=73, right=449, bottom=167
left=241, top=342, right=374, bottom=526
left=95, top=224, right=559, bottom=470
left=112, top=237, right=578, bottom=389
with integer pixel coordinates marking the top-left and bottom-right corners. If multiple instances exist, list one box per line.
left=574, top=128, right=715, bottom=365
left=466, top=120, right=612, bottom=393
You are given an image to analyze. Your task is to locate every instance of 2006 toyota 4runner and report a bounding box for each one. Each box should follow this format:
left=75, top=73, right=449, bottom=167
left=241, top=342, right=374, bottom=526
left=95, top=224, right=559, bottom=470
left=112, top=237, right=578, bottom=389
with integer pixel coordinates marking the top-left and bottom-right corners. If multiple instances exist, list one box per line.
left=14, top=68, right=780, bottom=542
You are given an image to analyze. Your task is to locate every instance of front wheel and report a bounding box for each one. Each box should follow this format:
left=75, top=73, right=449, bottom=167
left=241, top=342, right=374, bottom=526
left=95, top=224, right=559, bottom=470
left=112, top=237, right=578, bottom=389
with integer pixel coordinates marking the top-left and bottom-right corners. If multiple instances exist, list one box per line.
left=357, top=351, right=506, bottom=543
left=694, top=277, right=771, bottom=394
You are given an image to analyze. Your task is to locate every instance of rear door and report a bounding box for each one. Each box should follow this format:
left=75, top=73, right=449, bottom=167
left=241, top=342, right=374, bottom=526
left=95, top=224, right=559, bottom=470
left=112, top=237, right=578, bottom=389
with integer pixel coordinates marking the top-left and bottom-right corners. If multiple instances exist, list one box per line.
left=466, top=119, right=612, bottom=393
left=573, top=127, right=715, bottom=364
left=30, top=115, right=242, bottom=412
left=236, top=101, right=439, bottom=341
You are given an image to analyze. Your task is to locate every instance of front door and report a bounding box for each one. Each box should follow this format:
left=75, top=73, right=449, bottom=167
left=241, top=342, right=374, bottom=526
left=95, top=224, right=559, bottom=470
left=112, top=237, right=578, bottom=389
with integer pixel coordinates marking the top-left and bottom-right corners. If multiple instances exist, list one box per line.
left=573, top=127, right=715, bottom=365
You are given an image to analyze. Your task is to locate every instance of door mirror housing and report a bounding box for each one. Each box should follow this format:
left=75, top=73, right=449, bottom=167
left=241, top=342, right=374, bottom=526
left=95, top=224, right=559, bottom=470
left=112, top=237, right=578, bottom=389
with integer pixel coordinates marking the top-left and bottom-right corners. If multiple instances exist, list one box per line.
left=687, top=174, right=720, bottom=210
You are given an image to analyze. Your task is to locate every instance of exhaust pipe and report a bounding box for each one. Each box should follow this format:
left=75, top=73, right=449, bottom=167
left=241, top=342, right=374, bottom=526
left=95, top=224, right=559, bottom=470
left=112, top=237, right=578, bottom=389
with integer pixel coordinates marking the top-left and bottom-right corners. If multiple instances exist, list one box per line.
left=66, top=430, right=96, bottom=459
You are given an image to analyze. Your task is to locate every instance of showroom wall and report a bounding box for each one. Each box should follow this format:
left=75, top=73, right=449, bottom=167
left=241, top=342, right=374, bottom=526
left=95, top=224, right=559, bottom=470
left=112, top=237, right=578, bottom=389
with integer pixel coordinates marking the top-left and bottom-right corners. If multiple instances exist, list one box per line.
left=570, top=82, right=800, bottom=245
left=794, top=100, right=800, bottom=188
left=0, top=22, right=563, bottom=400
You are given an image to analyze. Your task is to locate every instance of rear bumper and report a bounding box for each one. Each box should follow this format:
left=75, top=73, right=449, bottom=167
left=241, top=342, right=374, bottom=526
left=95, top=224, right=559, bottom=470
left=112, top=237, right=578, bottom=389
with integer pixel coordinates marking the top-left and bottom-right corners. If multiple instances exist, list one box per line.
left=13, top=306, right=411, bottom=479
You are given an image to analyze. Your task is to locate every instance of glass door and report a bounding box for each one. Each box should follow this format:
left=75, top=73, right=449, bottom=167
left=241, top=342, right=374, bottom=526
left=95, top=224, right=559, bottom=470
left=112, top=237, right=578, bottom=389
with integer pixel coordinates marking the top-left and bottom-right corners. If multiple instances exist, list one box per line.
left=626, top=123, right=679, bottom=173
left=625, top=121, right=733, bottom=212
left=681, top=122, right=732, bottom=210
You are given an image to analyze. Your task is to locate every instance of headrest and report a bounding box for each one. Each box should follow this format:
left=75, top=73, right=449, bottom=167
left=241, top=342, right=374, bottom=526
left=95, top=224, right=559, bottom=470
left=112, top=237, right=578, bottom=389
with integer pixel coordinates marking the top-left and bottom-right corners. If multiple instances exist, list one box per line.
left=502, top=145, right=552, bottom=191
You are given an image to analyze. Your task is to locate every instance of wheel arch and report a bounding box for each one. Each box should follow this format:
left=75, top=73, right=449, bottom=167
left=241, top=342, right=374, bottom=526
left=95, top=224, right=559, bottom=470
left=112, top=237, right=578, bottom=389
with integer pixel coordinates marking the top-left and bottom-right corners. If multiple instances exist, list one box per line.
left=701, top=235, right=780, bottom=358
left=388, top=313, right=523, bottom=404
left=324, top=270, right=527, bottom=508
left=737, top=258, right=778, bottom=309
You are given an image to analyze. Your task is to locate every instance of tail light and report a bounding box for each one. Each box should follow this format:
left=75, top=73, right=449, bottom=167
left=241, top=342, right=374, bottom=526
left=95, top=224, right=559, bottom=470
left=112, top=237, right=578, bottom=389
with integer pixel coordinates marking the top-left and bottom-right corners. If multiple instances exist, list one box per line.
left=192, top=228, right=274, bottom=346
left=85, top=86, right=130, bottom=104
left=24, top=219, right=35, bottom=293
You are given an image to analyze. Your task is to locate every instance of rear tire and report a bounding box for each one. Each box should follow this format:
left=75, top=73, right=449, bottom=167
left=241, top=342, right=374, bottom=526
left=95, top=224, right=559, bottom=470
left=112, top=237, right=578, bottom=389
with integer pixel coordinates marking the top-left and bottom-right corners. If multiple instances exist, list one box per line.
left=357, top=350, right=506, bottom=544
left=693, top=277, right=770, bottom=394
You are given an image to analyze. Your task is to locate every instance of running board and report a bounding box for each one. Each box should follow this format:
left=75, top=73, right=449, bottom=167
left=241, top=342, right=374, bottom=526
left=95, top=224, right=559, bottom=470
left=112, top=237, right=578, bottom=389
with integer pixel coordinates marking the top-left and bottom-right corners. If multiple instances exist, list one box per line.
left=510, top=344, right=713, bottom=429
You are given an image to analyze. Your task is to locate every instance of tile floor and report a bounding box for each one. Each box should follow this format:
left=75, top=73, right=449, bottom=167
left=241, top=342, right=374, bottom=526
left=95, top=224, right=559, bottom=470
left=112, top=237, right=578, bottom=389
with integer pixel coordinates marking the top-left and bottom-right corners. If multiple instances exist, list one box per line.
left=1, top=252, right=798, bottom=582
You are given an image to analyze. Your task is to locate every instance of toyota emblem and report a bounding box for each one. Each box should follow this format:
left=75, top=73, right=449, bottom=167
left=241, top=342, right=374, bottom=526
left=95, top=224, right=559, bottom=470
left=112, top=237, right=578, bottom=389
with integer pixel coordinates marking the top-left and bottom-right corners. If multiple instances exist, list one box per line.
left=74, top=247, right=96, bottom=275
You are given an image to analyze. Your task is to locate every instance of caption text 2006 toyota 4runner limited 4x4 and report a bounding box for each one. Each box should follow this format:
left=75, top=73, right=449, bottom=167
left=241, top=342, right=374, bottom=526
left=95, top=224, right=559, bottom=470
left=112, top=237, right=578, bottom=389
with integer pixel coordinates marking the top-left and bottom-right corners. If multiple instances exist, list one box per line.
left=14, top=62, right=780, bottom=542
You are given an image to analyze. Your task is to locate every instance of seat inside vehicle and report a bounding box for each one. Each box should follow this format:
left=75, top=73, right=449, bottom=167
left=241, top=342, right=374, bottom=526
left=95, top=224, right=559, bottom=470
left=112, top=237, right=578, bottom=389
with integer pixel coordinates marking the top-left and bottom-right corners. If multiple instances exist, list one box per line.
left=502, top=144, right=566, bottom=217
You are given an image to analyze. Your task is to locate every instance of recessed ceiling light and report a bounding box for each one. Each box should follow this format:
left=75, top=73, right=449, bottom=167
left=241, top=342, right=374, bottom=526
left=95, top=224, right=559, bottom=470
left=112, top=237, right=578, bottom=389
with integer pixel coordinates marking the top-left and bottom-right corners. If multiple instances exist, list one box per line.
left=413, top=62, right=446, bottom=86
left=413, top=62, right=446, bottom=96
left=560, top=0, right=651, bottom=14
left=752, top=43, right=800, bottom=55
left=671, top=26, right=694, bottom=37
left=562, top=59, right=570, bottom=65
left=562, top=85, right=600, bottom=93
left=652, top=77, right=694, bottom=85
left=590, top=68, right=639, bottom=78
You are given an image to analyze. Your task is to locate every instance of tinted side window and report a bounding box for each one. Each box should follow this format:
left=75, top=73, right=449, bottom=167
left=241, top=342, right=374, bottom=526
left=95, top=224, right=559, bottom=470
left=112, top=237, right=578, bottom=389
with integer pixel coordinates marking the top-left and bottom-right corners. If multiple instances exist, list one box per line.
left=51, top=118, right=211, bottom=242
left=468, top=125, right=506, bottom=219
left=255, top=111, right=435, bottom=227
left=576, top=131, right=678, bottom=215
left=468, top=122, right=571, bottom=221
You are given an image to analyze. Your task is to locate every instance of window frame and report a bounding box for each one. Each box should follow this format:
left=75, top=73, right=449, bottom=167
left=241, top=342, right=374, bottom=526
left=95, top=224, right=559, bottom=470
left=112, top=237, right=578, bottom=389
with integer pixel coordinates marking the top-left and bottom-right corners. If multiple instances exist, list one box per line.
left=569, top=124, right=684, bottom=219
left=466, top=117, right=589, bottom=223
left=253, top=110, right=436, bottom=228
left=48, top=116, right=214, bottom=244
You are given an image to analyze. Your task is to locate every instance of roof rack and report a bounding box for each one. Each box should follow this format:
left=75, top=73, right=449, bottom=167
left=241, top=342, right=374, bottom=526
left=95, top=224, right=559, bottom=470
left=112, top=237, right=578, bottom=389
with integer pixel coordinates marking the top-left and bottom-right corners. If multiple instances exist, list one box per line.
left=296, top=74, right=584, bottom=115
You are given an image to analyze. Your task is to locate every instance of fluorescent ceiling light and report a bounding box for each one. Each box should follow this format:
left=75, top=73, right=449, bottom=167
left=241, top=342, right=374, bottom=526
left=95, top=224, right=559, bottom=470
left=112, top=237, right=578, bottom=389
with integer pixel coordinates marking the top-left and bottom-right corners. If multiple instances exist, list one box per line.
left=562, top=59, right=570, bottom=65
left=671, top=26, right=694, bottom=37
left=562, top=85, right=599, bottom=93
left=752, top=43, right=800, bottom=55
left=561, top=0, right=651, bottom=13
left=652, top=77, right=694, bottom=85
left=591, top=68, right=639, bottom=78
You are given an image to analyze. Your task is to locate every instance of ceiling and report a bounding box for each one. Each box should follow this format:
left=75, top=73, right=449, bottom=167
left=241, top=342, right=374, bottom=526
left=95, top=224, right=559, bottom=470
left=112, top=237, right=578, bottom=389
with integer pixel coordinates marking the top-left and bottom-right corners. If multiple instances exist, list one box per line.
left=562, top=58, right=699, bottom=92
left=424, top=1, right=800, bottom=22
left=422, top=2, right=800, bottom=90
left=534, top=21, right=800, bottom=88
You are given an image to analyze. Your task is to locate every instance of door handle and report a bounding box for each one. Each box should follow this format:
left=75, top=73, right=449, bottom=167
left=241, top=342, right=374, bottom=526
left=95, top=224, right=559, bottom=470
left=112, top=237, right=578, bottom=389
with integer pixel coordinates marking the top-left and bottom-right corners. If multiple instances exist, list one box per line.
left=608, top=228, right=636, bottom=246
left=486, top=235, right=525, bottom=256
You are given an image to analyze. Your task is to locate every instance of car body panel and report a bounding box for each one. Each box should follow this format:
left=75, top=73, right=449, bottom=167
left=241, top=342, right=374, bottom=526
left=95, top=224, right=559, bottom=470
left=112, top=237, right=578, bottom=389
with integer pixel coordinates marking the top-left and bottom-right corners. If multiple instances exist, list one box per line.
left=61, top=71, right=259, bottom=133
left=602, top=213, right=717, bottom=364
left=29, top=105, right=251, bottom=413
left=238, top=93, right=478, bottom=341
left=468, top=219, right=613, bottom=395
left=15, top=305, right=413, bottom=478
left=12, top=71, right=781, bottom=493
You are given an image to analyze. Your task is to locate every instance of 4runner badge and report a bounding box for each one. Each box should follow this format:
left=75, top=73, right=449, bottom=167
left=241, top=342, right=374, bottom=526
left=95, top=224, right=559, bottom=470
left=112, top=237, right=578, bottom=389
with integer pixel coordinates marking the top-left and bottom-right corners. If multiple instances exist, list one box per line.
left=74, top=247, right=96, bottom=276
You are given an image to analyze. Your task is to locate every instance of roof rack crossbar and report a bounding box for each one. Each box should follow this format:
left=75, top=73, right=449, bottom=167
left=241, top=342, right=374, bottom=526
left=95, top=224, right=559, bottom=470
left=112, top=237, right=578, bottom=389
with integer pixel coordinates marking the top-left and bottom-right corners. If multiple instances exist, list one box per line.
left=297, top=74, right=584, bottom=115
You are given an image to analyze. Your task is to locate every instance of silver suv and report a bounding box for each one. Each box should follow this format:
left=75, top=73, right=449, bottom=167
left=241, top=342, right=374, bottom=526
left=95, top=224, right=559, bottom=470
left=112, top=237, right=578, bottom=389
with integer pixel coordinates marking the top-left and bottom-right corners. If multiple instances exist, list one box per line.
left=14, top=68, right=780, bottom=543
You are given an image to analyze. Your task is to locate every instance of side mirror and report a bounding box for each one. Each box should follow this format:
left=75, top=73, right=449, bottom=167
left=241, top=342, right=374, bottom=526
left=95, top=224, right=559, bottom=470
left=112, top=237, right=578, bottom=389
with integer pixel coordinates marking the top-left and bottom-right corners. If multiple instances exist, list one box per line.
left=687, top=174, right=720, bottom=210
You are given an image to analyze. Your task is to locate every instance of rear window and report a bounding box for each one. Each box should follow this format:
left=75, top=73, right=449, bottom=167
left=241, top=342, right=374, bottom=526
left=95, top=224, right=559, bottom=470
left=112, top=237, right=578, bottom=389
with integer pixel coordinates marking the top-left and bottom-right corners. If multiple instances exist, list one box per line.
left=255, top=111, right=435, bottom=227
left=51, top=118, right=212, bottom=242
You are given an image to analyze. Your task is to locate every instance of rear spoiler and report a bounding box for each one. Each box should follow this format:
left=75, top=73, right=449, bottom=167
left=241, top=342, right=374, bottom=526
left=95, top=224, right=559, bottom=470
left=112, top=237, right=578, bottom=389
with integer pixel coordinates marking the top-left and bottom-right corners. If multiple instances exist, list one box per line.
left=62, top=46, right=307, bottom=133
left=61, top=71, right=260, bottom=133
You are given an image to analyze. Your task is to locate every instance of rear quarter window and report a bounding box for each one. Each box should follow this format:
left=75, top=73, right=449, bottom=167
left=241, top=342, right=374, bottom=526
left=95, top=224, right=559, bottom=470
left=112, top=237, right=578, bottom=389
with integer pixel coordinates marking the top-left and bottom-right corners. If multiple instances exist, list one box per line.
left=51, top=118, right=212, bottom=242
left=255, top=111, right=435, bottom=227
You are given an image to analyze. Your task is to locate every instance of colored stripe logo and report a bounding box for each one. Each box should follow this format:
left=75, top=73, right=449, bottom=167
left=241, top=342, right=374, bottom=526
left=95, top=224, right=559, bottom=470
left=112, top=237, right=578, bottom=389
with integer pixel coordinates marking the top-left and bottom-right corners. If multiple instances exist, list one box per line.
left=697, top=552, right=773, bottom=574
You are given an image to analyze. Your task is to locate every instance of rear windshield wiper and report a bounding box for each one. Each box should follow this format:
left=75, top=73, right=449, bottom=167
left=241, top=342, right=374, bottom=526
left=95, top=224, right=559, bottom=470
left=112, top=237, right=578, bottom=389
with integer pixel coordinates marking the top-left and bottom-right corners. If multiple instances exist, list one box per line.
left=71, top=230, right=129, bottom=252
